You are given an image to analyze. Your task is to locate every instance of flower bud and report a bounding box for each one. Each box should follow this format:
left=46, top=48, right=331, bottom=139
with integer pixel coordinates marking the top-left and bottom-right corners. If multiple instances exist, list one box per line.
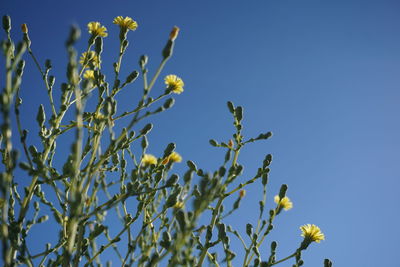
left=228, top=139, right=234, bottom=148
left=21, top=23, right=28, bottom=33
left=2, top=15, right=11, bottom=33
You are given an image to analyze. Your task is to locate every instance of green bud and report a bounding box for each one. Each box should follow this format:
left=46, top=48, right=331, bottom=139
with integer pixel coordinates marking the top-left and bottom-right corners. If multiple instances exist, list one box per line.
left=45, top=59, right=52, bottom=70
left=162, top=40, right=174, bottom=59
left=235, top=106, right=243, bottom=122
left=183, top=170, right=193, bottom=183
left=95, top=36, right=103, bottom=55
left=139, top=55, right=148, bottom=69
left=52, top=209, right=63, bottom=224
left=218, top=166, right=226, bottom=177
left=246, top=223, right=253, bottom=237
left=37, top=215, right=49, bottom=223
left=186, top=160, right=197, bottom=171
left=209, top=139, right=218, bottom=146
left=166, top=174, right=179, bottom=186
left=125, top=70, right=139, bottom=84
left=36, top=104, right=46, bottom=128
left=163, top=143, right=176, bottom=158
left=271, top=241, right=277, bottom=251
left=141, top=136, right=148, bottom=149
left=19, top=162, right=31, bottom=171
left=175, top=210, right=187, bottom=230
left=165, top=186, right=181, bottom=208
left=2, top=15, right=11, bottom=33
left=278, top=184, right=288, bottom=199
left=227, top=101, right=235, bottom=113
left=206, top=225, right=212, bottom=241
left=140, top=123, right=153, bottom=136
left=163, top=98, right=175, bottom=109
left=256, top=132, right=273, bottom=140
left=324, top=259, right=333, bottom=267
left=66, top=25, right=81, bottom=47
left=217, top=223, right=227, bottom=240
left=224, top=149, right=231, bottom=163
left=233, top=197, right=241, bottom=210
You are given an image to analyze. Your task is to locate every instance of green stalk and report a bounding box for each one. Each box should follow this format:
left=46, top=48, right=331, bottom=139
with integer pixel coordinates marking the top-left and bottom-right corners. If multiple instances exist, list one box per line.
left=197, top=148, right=240, bottom=267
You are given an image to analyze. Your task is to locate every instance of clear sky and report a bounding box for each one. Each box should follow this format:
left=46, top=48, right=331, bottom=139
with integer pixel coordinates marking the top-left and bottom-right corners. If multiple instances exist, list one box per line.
left=3, top=0, right=400, bottom=266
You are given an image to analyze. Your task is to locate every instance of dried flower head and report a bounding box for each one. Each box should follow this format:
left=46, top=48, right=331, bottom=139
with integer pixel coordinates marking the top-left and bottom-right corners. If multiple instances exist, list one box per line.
left=21, top=23, right=28, bottom=33
left=141, top=154, right=157, bottom=166
left=274, top=195, right=293, bottom=211
left=113, top=16, right=138, bottom=31
left=169, top=26, right=180, bottom=41
left=165, top=74, right=184, bottom=94
left=300, top=224, right=325, bottom=243
left=87, top=22, right=108, bottom=37
left=239, top=189, right=246, bottom=198
left=228, top=139, right=234, bottom=148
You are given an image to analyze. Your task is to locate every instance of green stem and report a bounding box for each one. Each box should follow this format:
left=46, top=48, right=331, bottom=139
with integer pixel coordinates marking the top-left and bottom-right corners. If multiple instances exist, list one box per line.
left=270, top=251, right=297, bottom=266
left=146, top=58, right=168, bottom=93
left=27, top=46, right=57, bottom=117
left=245, top=208, right=277, bottom=266
left=197, top=148, right=240, bottom=267
left=84, top=218, right=136, bottom=266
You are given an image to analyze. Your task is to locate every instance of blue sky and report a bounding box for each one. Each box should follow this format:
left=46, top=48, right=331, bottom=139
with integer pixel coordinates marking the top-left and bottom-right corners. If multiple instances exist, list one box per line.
left=3, top=0, right=400, bottom=266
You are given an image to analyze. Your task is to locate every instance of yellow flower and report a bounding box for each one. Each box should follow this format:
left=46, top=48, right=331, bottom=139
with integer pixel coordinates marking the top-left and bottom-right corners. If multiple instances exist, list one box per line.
left=83, top=70, right=95, bottom=80
left=168, top=152, right=182, bottom=163
left=173, top=201, right=185, bottom=209
left=274, top=195, right=293, bottom=211
left=162, top=152, right=182, bottom=164
left=79, top=51, right=100, bottom=68
left=113, top=16, right=138, bottom=31
left=300, top=224, right=325, bottom=243
left=87, top=22, right=108, bottom=37
left=165, top=75, right=184, bottom=94
left=141, top=154, right=157, bottom=166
